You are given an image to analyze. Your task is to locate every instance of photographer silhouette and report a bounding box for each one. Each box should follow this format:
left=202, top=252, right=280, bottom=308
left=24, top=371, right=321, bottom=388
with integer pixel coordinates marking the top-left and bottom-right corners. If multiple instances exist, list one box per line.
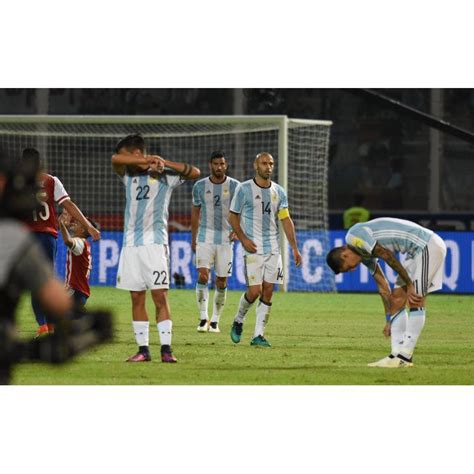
left=0, top=149, right=112, bottom=385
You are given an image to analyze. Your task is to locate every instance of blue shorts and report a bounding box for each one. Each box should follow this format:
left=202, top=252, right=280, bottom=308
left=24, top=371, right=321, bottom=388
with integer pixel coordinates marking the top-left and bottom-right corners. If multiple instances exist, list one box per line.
left=32, top=232, right=57, bottom=264
left=72, top=289, right=89, bottom=307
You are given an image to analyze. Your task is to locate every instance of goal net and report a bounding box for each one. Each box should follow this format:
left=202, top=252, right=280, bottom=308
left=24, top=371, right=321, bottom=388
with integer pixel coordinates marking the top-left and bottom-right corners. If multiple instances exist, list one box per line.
left=0, top=116, right=335, bottom=292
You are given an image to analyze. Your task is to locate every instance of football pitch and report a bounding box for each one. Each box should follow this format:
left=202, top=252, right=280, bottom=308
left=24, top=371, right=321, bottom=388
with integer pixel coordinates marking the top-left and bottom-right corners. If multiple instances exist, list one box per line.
left=12, top=288, right=474, bottom=385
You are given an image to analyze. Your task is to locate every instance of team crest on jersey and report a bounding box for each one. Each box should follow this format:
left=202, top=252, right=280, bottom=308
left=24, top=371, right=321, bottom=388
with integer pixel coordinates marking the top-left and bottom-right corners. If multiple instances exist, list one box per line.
left=271, top=192, right=278, bottom=202
left=148, top=176, right=157, bottom=184
left=223, top=188, right=229, bottom=195
left=351, top=237, right=366, bottom=249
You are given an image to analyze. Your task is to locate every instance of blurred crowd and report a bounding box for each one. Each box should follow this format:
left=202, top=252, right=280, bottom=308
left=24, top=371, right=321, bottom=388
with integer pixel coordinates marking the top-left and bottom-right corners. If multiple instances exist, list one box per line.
left=1, top=88, right=473, bottom=212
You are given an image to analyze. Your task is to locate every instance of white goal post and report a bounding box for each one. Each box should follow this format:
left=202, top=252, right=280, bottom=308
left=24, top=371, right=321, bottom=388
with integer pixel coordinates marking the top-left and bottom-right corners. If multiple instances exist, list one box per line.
left=0, top=115, right=335, bottom=292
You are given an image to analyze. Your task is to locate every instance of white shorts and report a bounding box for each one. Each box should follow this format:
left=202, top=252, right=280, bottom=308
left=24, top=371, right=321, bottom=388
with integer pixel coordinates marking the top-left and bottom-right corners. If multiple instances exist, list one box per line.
left=116, top=244, right=170, bottom=291
left=244, top=253, right=284, bottom=286
left=395, top=233, right=447, bottom=296
left=195, top=242, right=233, bottom=277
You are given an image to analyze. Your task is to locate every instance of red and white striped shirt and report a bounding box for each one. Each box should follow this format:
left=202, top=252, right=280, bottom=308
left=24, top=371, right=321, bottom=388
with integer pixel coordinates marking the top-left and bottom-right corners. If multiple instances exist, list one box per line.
left=25, top=174, right=70, bottom=237
left=66, top=237, right=92, bottom=297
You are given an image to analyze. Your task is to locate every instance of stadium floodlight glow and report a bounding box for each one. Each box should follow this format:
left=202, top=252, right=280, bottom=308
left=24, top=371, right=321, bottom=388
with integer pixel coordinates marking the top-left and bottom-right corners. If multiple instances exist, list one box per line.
left=0, top=115, right=335, bottom=292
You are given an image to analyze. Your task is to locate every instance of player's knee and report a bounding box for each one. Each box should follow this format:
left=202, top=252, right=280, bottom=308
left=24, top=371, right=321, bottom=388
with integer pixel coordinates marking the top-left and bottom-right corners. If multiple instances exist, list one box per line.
left=130, top=291, right=146, bottom=307
left=197, top=268, right=209, bottom=284
left=390, top=293, right=406, bottom=312
left=246, top=286, right=261, bottom=302
left=216, top=276, right=227, bottom=289
left=151, top=289, right=168, bottom=308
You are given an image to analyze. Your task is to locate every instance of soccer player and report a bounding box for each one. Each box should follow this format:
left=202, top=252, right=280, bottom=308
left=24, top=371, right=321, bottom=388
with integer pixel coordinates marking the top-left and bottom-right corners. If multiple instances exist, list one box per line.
left=59, top=210, right=99, bottom=309
left=112, top=134, right=200, bottom=363
left=191, top=151, right=240, bottom=333
left=326, top=217, right=447, bottom=368
left=22, top=148, right=101, bottom=336
left=229, top=152, right=302, bottom=347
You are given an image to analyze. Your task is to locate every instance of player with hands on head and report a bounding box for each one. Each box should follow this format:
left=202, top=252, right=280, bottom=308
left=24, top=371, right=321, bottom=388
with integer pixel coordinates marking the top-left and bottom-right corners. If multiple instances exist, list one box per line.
left=326, top=217, right=447, bottom=368
left=22, top=147, right=100, bottom=337
left=59, top=210, right=99, bottom=309
left=229, top=152, right=302, bottom=348
left=191, top=151, right=240, bottom=333
left=112, top=134, right=200, bottom=363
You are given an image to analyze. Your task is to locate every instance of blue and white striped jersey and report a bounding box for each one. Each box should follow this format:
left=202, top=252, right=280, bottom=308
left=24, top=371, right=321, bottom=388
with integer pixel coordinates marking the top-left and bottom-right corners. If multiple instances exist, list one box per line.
left=121, top=170, right=183, bottom=247
left=230, top=178, right=288, bottom=255
left=192, top=176, right=240, bottom=245
left=346, top=217, right=434, bottom=273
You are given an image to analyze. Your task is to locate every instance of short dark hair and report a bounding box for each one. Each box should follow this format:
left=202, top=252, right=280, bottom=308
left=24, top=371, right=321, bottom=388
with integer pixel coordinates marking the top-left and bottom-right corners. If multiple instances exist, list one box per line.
left=209, top=150, right=226, bottom=162
left=22, top=147, right=41, bottom=168
left=115, top=134, right=145, bottom=154
left=326, top=247, right=345, bottom=274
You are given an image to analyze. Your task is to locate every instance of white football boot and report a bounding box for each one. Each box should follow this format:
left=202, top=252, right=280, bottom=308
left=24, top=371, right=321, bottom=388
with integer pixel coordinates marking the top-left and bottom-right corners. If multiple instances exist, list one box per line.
left=197, top=319, right=209, bottom=332
left=368, top=355, right=413, bottom=368
left=208, top=322, right=220, bottom=333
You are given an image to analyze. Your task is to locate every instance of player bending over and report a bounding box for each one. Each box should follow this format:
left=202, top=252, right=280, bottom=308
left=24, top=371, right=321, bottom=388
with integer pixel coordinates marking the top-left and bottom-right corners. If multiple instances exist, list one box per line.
left=229, top=152, right=302, bottom=347
left=191, top=151, right=240, bottom=333
left=112, top=134, right=200, bottom=363
left=326, top=217, right=447, bottom=368
left=59, top=210, right=99, bottom=309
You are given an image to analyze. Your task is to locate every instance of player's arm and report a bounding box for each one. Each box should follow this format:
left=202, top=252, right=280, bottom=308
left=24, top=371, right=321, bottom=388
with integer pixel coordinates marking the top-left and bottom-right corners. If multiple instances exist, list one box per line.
left=372, top=263, right=393, bottom=337
left=156, top=157, right=200, bottom=180
left=111, top=151, right=150, bottom=177
left=229, top=211, right=257, bottom=253
left=58, top=215, right=74, bottom=248
left=372, top=243, right=423, bottom=306
left=191, top=205, right=201, bottom=253
left=280, top=212, right=302, bottom=267
left=61, top=200, right=101, bottom=241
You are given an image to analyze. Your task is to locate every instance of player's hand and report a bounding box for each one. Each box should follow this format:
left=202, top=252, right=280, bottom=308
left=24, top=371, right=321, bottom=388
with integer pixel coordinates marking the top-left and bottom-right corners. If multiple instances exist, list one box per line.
left=58, top=213, right=69, bottom=226
left=383, top=322, right=391, bottom=337
left=242, top=237, right=257, bottom=254
left=407, top=283, right=423, bottom=307
left=293, top=248, right=302, bottom=267
left=88, top=225, right=101, bottom=241
left=229, top=231, right=238, bottom=242
left=147, top=154, right=165, bottom=171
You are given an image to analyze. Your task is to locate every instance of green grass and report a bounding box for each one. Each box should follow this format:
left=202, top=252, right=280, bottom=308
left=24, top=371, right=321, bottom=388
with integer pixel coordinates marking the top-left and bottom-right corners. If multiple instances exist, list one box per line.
left=11, top=288, right=474, bottom=385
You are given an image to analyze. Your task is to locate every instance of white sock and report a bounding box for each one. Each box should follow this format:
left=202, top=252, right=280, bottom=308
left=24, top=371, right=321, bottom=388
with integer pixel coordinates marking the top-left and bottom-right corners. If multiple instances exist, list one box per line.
left=390, top=308, right=407, bottom=355
left=157, top=319, right=172, bottom=346
left=211, top=287, right=227, bottom=323
left=234, top=293, right=254, bottom=324
left=399, top=308, right=426, bottom=359
left=254, top=299, right=271, bottom=338
left=133, top=321, right=149, bottom=347
left=196, top=282, right=209, bottom=320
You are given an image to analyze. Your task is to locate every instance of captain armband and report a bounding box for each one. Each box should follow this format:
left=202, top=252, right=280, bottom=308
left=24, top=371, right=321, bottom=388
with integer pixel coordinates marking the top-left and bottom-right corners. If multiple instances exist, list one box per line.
left=180, top=163, right=193, bottom=178
left=278, top=208, right=290, bottom=220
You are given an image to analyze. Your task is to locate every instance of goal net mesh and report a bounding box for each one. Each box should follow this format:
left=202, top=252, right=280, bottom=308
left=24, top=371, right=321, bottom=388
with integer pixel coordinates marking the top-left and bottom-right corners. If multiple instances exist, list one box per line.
left=0, top=117, right=335, bottom=292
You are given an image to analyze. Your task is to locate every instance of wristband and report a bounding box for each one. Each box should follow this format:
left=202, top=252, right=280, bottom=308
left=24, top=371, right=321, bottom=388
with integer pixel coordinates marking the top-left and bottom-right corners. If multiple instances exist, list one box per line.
left=386, top=314, right=391, bottom=322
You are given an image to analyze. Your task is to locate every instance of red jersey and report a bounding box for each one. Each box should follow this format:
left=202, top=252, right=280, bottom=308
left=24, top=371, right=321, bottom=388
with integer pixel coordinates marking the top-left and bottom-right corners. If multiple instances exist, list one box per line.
left=65, top=237, right=92, bottom=297
left=26, top=174, right=70, bottom=237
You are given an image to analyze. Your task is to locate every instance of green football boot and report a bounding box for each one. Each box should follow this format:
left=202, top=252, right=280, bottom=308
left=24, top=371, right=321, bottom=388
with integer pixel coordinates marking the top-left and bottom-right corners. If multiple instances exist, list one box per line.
left=250, top=335, right=272, bottom=347
left=230, top=321, right=243, bottom=343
